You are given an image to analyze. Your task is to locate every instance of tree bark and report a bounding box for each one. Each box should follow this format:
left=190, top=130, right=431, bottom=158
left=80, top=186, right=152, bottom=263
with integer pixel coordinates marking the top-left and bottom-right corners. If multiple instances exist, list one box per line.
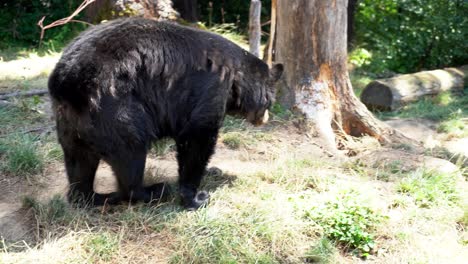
left=173, top=0, right=198, bottom=22
left=249, top=0, right=262, bottom=57
left=347, top=0, right=358, bottom=50
left=274, top=0, right=411, bottom=150
left=361, top=67, right=466, bottom=111
left=84, top=0, right=179, bottom=22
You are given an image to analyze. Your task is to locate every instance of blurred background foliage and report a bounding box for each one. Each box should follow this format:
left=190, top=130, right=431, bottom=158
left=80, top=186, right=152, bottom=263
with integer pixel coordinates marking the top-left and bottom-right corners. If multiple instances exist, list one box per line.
left=354, top=0, right=467, bottom=74
left=0, top=0, right=87, bottom=51
left=0, top=0, right=466, bottom=74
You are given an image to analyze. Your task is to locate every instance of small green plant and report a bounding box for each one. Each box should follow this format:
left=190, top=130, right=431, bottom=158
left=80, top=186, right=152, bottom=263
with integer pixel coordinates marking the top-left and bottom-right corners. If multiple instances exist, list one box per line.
left=305, top=196, right=384, bottom=257
left=86, top=232, right=119, bottom=262
left=23, top=195, right=70, bottom=226
left=0, top=134, right=44, bottom=176
left=222, top=132, right=246, bottom=149
left=305, top=237, right=337, bottom=263
left=221, top=115, right=247, bottom=132
left=397, top=169, right=459, bottom=208
left=270, top=103, right=293, bottom=120
left=151, top=138, right=175, bottom=156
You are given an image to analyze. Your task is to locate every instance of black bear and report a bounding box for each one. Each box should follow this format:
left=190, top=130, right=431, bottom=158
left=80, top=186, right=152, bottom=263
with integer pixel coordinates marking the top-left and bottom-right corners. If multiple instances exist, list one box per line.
left=48, top=17, right=283, bottom=209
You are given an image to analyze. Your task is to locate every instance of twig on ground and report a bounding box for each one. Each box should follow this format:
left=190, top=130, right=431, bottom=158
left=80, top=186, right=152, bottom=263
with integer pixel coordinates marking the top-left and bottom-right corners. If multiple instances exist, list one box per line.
left=0, top=125, right=56, bottom=138
left=0, top=100, right=12, bottom=107
left=0, top=89, right=48, bottom=100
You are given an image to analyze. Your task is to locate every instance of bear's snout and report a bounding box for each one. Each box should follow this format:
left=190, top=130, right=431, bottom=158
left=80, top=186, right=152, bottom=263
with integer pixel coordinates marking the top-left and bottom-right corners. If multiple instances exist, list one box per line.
left=247, top=110, right=269, bottom=126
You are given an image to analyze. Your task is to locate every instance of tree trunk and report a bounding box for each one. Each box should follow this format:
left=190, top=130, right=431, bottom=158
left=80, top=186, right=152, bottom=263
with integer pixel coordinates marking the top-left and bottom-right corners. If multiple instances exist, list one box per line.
left=347, top=0, right=358, bottom=50
left=274, top=0, right=411, bottom=150
left=173, top=0, right=198, bottom=22
left=85, top=0, right=179, bottom=22
left=249, top=0, right=262, bottom=57
left=361, top=67, right=466, bottom=111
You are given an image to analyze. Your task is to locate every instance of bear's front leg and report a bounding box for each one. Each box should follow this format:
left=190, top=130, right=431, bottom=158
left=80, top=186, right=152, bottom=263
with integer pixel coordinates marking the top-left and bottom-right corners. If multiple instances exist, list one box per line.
left=176, top=130, right=218, bottom=210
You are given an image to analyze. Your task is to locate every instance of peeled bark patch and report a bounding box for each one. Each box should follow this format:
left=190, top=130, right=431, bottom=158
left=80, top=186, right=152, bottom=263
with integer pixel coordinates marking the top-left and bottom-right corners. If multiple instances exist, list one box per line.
left=361, top=67, right=466, bottom=111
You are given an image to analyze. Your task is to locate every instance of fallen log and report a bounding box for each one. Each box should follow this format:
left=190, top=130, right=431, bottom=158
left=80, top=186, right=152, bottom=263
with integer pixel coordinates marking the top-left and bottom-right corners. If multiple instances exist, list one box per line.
left=0, top=89, right=48, bottom=101
left=360, top=66, right=466, bottom=111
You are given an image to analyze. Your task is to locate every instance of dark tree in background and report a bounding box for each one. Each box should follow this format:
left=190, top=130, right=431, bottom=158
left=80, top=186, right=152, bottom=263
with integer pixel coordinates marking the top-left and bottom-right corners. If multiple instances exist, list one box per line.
left=347, top=0, right=359, bottom=49
left=173, top=0, right=198, bottom=22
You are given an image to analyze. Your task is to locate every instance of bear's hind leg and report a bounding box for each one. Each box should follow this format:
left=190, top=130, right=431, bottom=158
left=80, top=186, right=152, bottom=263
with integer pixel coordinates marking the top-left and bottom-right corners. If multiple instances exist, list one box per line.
left=63, top=145, right=104, bottom=206
left=176, top=129, right=218, bottom=210
left=108, top=149, right=167, bottom=204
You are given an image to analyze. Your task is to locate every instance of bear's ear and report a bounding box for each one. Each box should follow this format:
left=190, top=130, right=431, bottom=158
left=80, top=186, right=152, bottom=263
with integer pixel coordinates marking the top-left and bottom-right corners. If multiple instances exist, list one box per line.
left=269, top=63, right=284, bottom=82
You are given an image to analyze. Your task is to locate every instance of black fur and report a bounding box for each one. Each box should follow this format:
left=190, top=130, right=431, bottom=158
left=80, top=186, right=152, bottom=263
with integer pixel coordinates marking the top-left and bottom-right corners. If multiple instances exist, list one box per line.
left=49, top=18, right=283, bottom=209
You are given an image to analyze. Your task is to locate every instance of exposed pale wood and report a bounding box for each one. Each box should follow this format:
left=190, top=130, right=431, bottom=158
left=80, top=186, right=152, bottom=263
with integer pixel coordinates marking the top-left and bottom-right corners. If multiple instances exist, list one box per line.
left=0, top=89, right=48, bottom=100
left=361, top=67, right=466, bottom=111
left=266, top=0, right=277, bottom=67
left=249, top=0, right=262, bottom=57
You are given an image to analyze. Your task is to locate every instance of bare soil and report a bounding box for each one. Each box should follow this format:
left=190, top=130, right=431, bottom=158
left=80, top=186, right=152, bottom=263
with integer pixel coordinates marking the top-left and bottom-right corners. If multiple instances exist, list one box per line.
left=1, top=99, right=466, bottom=262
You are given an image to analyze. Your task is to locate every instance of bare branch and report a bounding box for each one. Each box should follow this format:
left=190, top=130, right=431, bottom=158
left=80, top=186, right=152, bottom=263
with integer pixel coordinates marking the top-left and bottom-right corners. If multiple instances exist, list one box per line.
left=37, top=0, right=96, bottom=44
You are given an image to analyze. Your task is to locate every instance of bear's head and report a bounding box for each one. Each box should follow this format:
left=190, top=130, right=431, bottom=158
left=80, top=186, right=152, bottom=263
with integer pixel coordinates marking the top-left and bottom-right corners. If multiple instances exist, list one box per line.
left=230, top=63, right=283, bottom=126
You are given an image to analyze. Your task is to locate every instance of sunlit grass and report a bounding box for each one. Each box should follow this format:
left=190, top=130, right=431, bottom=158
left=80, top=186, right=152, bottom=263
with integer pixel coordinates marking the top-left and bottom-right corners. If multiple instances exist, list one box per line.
left=397, top=169, right=460, bottom=208
left=0, top=133, right=44, bottom=176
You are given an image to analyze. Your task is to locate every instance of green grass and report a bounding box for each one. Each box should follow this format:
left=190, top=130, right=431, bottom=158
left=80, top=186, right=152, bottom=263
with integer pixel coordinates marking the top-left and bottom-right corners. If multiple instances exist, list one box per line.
left=350, top=72, right=373, bottom=98
left=397, top=170, right=460, bottom=208
left=221, top=115, right=248, bottom=133
left=207, top=23, right=248, bottom=49
left=378, top=91, right=468, bottom=121
left=221, top=116, right=274, bottom=150
left=222, top=132, right=248, bottom=149
left=86, top=232, right=119, bottom=262
left=0, top=106, right=43, bottom=135
left=253, top=158, right=328, bottom=191
left=270, top=103, right=294, bottom=120
left=0, top=133, right=44, bottom=176
left=305, top=237, right=337, bottom=264
left=0, top=52, right=466, bottom=262
left=170, top=208, right=278, bottom=263
left=151, top=138, right=175, bottom=156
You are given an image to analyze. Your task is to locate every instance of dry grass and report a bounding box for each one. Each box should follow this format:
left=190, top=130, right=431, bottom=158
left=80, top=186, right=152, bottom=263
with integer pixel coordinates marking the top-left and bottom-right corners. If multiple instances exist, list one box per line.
left=1, top=48, right=467, bottom=263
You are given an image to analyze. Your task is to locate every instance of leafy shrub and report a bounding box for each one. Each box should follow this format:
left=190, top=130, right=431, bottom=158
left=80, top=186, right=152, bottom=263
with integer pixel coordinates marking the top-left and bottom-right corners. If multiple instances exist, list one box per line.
left=355, top=0, right=468, bottom=73
left=0, top=0, right=87, bottom=49
left=305, top=196, right=385, bottom=257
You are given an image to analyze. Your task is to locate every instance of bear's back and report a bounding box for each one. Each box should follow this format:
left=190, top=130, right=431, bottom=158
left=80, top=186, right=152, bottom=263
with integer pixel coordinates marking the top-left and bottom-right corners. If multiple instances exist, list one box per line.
left=49, top=18, right=264, bottom=113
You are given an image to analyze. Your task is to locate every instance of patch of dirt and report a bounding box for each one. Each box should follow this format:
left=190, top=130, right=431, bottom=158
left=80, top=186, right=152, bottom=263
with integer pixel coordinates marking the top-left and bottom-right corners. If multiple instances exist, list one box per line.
left=359, top=148, right=459, bottom=174
left=0, top=123, right=328, bottom=247
left=385, top=118, right=440, bottom=147
left=385, top=117, right=467, bottom=164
